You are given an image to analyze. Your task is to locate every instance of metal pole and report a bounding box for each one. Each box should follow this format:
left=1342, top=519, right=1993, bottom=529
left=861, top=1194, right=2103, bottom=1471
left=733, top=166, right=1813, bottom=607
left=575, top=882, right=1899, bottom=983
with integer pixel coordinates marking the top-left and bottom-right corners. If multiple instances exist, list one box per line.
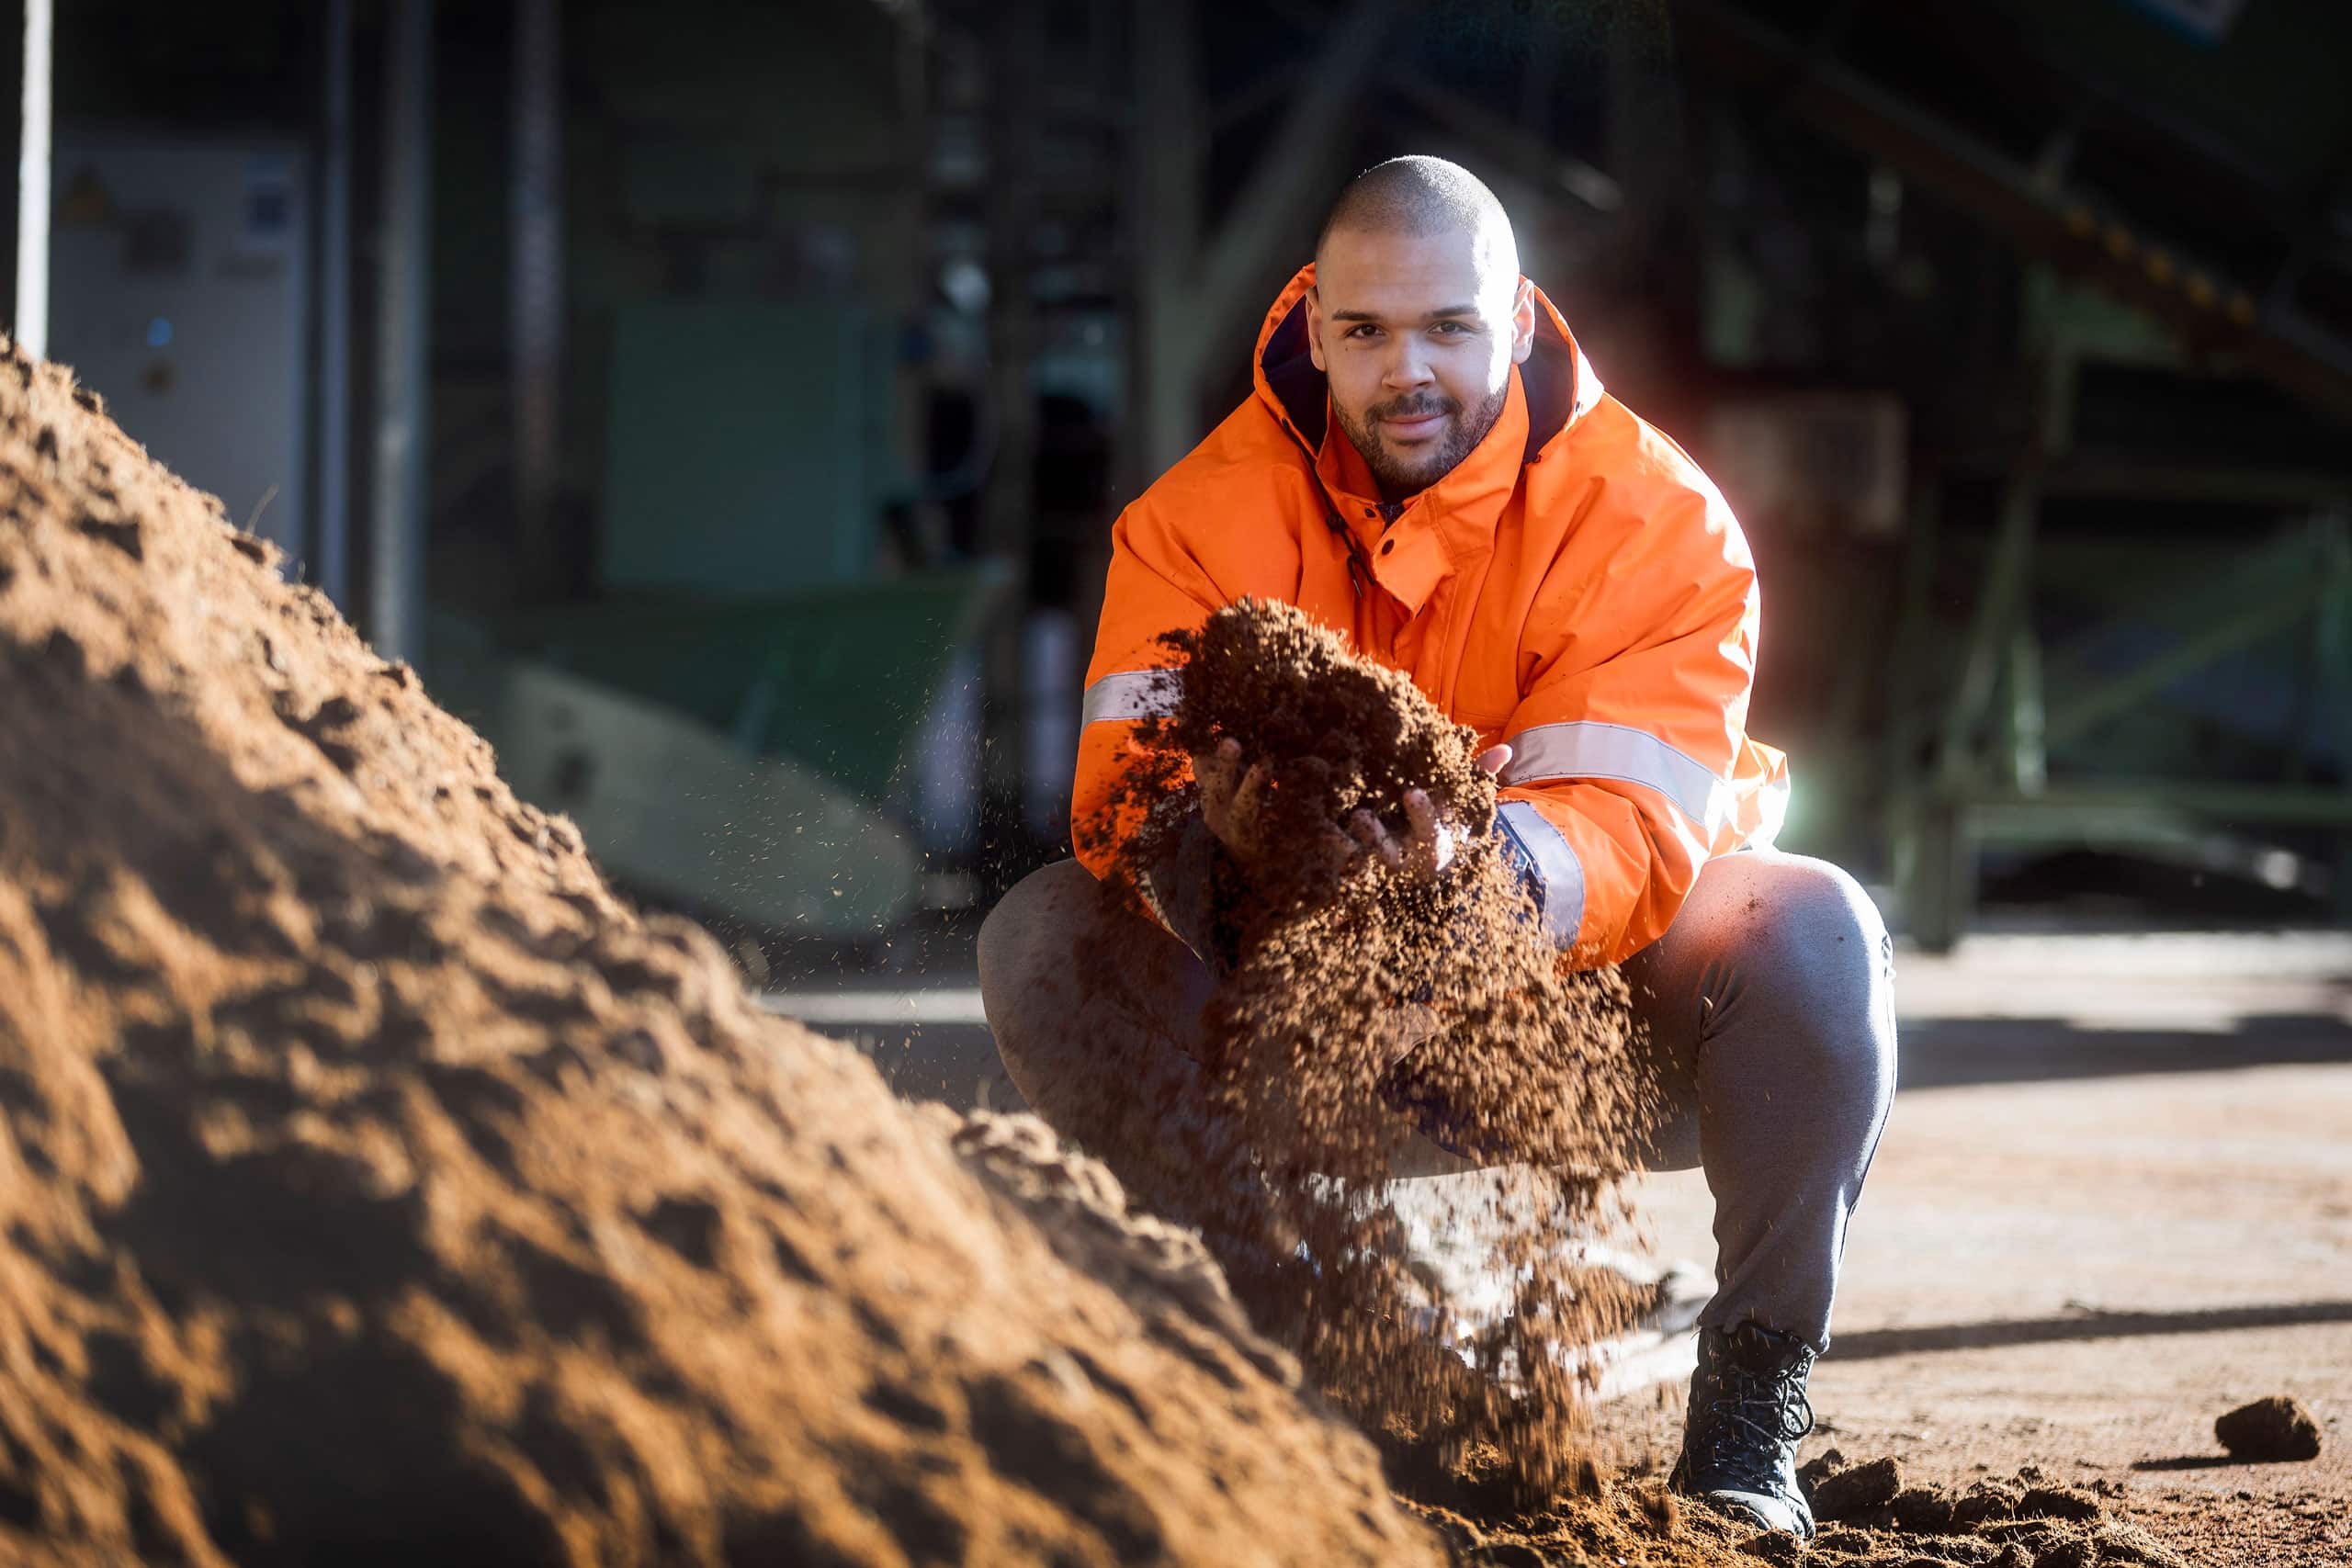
left=16, top=0, right=50, bottom=360
left=370, top=0, right=433, bottom=664
left=316, top=0, right=354, bottom=606
left=1132, top=0, right=1201, bottom=481
left=510, top=0, right=561, bottom=592
left=979, top=0, right=1043, bottom=812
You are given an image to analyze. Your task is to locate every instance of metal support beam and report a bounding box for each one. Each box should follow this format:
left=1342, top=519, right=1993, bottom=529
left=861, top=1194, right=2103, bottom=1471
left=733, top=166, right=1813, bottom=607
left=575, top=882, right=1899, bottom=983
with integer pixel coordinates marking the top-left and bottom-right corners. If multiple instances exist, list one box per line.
left=1937, top=446, right=2043, bottom=791
left=2041, top=568, right=2338, bottom=750
left=1672, top=0, right=2352, bottom=424
left=1384, top=68, right=1623, bottom=217
left=1960, top=781, right=2352, bottom=829
left=1133, top=0, right=1203, bottom=480
left=369, top=0, right=434, bottom=664
left=15, top=0, right=49, bottom=360
left=510, top=0, right=563, bottom=593
left=2321, top=550, right=2352, bottom=919
left=979, top=0, right=1045, bottom=810
left=1178, top=0, right=1401, bottom=395
left=316, top=0, right=355, bottom=606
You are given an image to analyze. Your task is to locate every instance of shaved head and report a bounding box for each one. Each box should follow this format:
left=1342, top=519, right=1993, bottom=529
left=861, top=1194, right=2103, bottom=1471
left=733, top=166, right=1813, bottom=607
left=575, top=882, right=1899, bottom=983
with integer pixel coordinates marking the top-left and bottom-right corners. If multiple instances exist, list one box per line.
left=1314, top=155, right=1519, bottom=282
left=1305, top=156, right=1534, bottom=502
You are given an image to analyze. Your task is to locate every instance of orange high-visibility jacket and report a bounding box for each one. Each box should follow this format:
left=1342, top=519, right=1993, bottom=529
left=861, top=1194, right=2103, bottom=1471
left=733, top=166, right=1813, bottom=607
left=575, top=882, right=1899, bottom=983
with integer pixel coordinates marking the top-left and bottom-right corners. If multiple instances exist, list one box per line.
left=1073, top=265, right=1788, bottom=966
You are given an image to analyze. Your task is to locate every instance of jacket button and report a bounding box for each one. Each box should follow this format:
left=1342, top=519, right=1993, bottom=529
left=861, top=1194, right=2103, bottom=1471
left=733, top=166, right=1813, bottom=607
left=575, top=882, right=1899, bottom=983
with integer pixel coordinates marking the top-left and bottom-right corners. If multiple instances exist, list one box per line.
left=1379, top=539, right=1395, bottom=555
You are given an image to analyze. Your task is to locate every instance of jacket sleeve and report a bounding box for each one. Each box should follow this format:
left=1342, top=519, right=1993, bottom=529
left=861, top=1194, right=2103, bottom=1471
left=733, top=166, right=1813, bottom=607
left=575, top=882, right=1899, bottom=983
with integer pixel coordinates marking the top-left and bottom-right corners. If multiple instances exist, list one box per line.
left=1490, top=478, right=1761, bottom=967
left=1069, top=495, right=1224, bottom=910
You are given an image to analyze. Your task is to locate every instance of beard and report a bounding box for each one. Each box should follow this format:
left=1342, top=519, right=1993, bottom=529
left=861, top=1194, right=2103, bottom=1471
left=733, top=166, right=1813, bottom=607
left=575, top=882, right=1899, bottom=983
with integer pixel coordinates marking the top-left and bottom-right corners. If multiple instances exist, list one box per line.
left=1333, top=379, right=1510, bottom=501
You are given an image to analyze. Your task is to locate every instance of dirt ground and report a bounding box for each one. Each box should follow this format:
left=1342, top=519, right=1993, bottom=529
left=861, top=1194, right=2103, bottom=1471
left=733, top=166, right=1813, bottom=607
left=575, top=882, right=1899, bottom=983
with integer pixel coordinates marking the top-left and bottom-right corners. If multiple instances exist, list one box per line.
left=1597, top=936, right=2352, bottom=1567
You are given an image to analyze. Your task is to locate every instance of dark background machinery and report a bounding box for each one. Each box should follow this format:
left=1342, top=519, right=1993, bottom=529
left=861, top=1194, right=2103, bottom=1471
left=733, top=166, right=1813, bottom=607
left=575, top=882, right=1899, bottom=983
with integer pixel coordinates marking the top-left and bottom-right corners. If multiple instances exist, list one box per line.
left=5, top=0, right=2347, bottom=957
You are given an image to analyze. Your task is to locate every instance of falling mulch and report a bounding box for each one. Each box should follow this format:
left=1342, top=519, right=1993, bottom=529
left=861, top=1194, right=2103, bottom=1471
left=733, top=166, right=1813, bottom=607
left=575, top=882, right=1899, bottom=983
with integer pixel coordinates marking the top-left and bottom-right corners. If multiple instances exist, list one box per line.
left=0, top=339, right=1438, bottom=1564
left=1079, top=598, right=1657, bottom=1499
left=2215, top=1396, right=2323, bottom=1462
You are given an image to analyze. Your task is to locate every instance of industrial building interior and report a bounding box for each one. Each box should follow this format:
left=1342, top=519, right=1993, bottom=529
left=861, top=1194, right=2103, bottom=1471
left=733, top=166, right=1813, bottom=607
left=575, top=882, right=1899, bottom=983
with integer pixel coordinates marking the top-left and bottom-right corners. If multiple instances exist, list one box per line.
left=10, top=0, right=2350, bottom=973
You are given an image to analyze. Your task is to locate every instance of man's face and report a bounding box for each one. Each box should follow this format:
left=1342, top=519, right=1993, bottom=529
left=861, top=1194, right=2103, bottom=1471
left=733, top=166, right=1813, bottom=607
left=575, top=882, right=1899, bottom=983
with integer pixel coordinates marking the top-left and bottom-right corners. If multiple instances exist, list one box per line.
left=1306, top=226, right=1535, bottom=502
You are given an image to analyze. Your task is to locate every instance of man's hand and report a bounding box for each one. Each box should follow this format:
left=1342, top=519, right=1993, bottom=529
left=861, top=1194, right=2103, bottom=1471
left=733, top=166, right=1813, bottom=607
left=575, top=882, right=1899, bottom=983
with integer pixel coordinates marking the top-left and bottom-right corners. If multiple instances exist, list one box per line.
left=1343, top=743, right=1511, bottom=883
left=1193, top=739, right=1512, bottom=884
left=1193, top=737, right=1359, bottom=874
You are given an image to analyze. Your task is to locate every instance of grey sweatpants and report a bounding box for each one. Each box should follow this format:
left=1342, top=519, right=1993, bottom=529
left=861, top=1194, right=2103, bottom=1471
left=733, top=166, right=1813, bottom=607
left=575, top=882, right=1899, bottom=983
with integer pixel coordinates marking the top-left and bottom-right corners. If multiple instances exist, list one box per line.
left=980, top=848, right=1897, bottom=1355
left=1614, top=849, right=1898, bottom=1350
left=1383, top=850, right=1895, bottom=1354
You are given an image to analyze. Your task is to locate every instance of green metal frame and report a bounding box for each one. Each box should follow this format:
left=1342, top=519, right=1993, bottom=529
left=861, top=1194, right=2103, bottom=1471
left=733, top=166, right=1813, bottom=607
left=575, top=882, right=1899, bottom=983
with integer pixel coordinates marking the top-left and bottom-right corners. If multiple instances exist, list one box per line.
left=1890, top=334, right=2352, bottom=949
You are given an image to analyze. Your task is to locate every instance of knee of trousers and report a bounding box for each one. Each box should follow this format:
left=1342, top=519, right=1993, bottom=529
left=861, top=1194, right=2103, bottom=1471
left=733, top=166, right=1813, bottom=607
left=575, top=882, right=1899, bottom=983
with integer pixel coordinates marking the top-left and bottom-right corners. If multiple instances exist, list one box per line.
left=1709, top=854, right=1896, bottom=1098
left=977, top=859, right=1096, bottom=1011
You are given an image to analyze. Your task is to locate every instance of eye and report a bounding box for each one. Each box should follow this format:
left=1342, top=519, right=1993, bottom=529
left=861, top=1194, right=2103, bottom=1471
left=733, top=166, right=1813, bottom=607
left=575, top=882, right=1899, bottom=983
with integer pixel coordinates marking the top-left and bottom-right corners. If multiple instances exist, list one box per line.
left=1432, top=321, right=1468, bottom=335
left=1346, top=324, right=1382, bottom=340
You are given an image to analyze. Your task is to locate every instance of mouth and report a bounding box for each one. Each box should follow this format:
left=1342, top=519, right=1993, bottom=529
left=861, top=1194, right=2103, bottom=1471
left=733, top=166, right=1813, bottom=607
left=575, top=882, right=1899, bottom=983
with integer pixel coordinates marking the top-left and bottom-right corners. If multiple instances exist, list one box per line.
left=1379, top=411, right=1449, bottom=442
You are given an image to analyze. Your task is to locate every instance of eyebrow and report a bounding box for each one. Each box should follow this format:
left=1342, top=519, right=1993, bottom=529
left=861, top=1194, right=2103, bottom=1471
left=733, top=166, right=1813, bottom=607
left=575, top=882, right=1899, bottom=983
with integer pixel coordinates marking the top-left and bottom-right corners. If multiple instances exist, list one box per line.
left=1329, top=304, right=1483, bottom=323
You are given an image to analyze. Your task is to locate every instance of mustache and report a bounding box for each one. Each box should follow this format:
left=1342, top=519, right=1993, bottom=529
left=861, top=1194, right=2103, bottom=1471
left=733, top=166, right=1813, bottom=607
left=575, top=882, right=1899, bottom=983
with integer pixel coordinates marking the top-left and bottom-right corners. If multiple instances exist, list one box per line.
left=1373, top=394, right=1460, bottom=422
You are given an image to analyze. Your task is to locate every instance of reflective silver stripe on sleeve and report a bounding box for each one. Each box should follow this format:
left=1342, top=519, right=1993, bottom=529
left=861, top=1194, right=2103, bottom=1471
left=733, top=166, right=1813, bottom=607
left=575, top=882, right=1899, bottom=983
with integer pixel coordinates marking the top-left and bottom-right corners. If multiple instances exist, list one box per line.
left=1498, top=719, right=1733, bottom=835
left=1497, top=801, right=1586, bottom=947
left=1750, top=772, right=1790, bottom=849
left=1080, top=669, right=1182, bottom=725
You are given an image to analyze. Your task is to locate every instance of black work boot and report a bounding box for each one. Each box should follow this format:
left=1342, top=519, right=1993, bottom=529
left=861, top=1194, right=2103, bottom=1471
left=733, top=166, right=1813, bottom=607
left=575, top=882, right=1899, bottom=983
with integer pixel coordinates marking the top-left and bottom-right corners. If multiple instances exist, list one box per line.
left=1669, top=1320, right=1818, bottom=1537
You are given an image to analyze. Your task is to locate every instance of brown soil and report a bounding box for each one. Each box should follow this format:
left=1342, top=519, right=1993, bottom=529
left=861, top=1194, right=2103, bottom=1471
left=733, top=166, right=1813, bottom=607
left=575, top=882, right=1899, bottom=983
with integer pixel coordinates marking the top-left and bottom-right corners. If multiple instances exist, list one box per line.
left=1404, top=1453, right=2191, bottom=1566
left=0, top=343, right=1438, bottom=1563
left=2216, top=1397, right=2322, bottom=1463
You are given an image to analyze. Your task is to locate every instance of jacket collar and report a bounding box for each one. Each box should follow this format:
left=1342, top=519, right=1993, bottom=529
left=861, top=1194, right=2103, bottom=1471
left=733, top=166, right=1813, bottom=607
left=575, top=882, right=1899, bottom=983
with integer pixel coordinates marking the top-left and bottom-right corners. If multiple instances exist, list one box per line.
left=1248, top=264, right=1602, bottom=614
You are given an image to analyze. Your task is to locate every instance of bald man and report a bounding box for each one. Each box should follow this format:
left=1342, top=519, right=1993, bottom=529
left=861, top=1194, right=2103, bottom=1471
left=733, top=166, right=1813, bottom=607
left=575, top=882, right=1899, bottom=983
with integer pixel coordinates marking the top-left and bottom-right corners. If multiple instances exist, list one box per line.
left=980, top=157, right=1895, bottom=1538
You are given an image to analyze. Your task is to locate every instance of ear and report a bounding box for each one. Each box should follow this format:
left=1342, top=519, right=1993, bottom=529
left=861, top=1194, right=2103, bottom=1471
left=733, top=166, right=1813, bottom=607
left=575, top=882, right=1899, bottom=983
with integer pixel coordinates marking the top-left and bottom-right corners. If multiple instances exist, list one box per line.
left=1306, top=287, right=1328, bottom=372
left=1510, top=276, right=1536, bottom=367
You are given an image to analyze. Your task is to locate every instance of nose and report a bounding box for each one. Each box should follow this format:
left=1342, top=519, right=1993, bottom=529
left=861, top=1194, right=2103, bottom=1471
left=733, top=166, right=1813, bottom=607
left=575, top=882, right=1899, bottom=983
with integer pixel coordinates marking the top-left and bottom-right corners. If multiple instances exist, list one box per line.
left=1381, top=338, right=1434, bottom=392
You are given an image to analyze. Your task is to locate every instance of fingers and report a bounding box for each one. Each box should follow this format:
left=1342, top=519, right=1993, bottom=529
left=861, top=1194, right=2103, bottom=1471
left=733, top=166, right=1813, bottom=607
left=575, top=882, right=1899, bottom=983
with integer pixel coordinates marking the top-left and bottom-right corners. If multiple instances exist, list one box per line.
left=1231, top=761, right=1272, bottom=837
left=1314, top=821, right=1361, bottom=873
left=1194, top=741, right=1486, bottom=885
left=1403, top=787, right=1439, bottom=847
left=1193, top=737, right=1242, bottom=803
left=1403, top=787, right=1456, bottom=878
left=1193, top=738, right=1243, bottom=841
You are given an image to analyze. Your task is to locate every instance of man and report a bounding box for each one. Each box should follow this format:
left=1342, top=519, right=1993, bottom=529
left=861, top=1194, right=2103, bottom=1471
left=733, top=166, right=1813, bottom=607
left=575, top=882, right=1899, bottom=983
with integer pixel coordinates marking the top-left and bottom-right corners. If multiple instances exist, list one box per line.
left=978, top=156, right=1895, bottom=1538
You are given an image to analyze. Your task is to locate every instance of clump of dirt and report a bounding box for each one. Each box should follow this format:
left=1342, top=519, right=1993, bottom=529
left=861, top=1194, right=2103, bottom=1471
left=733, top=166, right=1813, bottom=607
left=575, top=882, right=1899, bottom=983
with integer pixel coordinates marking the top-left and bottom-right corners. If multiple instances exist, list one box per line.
left=0, top=340, right=1438, bottom=1564
left=1081, top=599, right=1657, bottom=1496
left=1806, top=1453, right=1906, bottom=1519
left=2215, top=1395, right=2322, bottom=1461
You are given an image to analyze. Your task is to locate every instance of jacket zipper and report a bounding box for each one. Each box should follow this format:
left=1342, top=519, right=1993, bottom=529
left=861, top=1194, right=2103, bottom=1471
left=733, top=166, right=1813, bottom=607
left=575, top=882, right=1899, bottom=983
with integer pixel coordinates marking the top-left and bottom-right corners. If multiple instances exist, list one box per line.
left=1276, top=419, right=1373, bottom=599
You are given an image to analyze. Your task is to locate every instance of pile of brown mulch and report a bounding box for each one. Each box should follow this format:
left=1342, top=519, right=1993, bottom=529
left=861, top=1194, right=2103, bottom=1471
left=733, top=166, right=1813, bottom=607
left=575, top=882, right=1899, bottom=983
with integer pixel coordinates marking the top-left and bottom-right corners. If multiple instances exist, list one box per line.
left=0, top=341, right=1437, bottom=1565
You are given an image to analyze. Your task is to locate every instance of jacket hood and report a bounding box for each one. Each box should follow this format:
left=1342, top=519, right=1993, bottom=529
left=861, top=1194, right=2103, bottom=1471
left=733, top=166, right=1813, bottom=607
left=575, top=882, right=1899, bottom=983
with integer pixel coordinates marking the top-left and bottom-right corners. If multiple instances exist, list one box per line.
left=1250, top=263, right=1603, bottom=468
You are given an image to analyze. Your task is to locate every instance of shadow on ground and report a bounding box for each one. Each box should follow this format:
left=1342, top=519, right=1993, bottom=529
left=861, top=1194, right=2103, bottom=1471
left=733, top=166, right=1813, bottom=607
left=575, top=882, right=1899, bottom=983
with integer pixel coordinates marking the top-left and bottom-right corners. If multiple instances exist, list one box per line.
left=1826, top=1300, right=2352, bottom=1361
left=1897, top=1014, right=2352, bottom=1089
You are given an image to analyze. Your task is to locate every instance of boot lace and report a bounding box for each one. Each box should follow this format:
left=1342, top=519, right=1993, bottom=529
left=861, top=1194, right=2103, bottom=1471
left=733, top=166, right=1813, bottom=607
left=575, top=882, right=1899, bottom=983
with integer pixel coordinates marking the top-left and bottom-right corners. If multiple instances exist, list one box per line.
left=1692, top=1352, right=1815, bottom=1494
